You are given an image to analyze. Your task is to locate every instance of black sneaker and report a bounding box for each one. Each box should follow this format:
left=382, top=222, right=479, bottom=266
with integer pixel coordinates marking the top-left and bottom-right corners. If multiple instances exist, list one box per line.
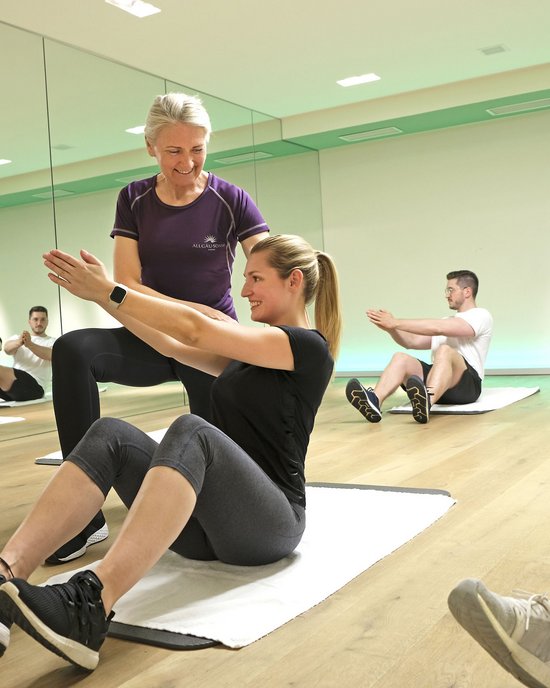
left=0, top=574, right=12, bottom=657
left=345, top=378, right=382, bottom=422
left=46, top=511, right=109, bottom=565
left=405, top=375, right=431, bottom=424
left=0, top=570, right=113, bottom=671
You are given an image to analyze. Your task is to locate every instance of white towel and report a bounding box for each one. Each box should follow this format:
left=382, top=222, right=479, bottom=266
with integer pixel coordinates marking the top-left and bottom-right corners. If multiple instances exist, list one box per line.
left=47, top=485, right=455, bottom=648
left=390, top=386, right=539, bottom=414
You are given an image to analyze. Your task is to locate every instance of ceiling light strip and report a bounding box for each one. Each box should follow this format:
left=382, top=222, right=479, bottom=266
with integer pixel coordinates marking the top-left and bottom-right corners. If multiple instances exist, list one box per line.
left=339, top=127, right=403, bottom=142
left=486, top=98, right=550, bottom=116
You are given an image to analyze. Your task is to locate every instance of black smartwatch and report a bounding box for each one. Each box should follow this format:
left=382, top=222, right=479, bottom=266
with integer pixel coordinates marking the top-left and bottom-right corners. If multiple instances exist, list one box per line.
left=109, top=284, right=128, bottom=308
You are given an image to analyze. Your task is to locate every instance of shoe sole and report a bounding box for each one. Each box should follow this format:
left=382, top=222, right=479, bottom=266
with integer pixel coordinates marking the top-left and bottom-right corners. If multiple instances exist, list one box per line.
left=0, top=583, right=98, bottom=670
left=405, top=377, right=430, bottom=424
left=448, top=579, right=550, bottom=688
left=47, top=524, right=109, bottom=564
left=345, top=379, right=381, bottom=423
left=0, top=620, right=9, bottom=656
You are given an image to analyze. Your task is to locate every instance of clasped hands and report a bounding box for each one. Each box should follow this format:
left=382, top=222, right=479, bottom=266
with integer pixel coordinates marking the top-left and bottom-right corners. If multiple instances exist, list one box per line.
left=366, top=308, right=398, bottom=331
left=43, top=249, right=113, bottom=304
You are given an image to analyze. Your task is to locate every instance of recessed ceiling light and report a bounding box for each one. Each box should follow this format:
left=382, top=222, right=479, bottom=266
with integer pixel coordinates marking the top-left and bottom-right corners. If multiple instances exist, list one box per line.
left=105, top=0, right=161, bottom=18
left=339, top=127, right=403, bottom=142
left=0, top=159, right=12, bottom=165
left=214, top=151, right=273, bottom=164
left=486, top=98, right=550, bottom=116
left=126, top=125, right=146, bottom=134
left=337, top=73, right=381, bottom=87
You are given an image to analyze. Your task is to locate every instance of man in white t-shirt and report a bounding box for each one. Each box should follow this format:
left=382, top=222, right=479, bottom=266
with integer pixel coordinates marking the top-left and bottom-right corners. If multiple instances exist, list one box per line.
left=346, top=270, right=493, bottom=424
left=0, top=306, right=56, bottom=402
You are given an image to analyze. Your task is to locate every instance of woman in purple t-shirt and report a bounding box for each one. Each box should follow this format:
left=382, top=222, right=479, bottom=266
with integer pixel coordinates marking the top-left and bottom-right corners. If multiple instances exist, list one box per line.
left=49, top=93, right=269, bottom=564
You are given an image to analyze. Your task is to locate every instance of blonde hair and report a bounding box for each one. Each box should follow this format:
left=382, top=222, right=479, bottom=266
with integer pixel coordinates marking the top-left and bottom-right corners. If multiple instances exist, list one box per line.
left=144, top=93, right=212, bottom=144
left=251, top=235, right=342, bottom=358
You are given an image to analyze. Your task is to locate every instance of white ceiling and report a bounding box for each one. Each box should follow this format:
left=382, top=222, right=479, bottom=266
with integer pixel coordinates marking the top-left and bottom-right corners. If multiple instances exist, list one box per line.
left=1, top=0, right=549, bottom=119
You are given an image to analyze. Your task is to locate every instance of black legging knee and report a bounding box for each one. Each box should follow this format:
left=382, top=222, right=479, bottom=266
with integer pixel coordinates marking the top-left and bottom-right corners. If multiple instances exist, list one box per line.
left=52, top=327, right=214, bottom=457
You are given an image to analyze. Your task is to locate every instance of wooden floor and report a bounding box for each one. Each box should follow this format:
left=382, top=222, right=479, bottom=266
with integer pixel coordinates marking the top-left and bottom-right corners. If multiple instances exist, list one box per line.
left=0, top=376, right=548, bottom=687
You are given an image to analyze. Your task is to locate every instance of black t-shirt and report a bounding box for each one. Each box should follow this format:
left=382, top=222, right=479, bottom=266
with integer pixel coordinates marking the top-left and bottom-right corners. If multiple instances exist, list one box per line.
left=211, top=326, right=334, bottom=507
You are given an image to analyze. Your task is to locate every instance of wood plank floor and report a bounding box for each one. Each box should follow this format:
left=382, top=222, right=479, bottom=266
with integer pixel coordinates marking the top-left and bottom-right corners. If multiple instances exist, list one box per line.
left=0, top=376, right=547, bottom=687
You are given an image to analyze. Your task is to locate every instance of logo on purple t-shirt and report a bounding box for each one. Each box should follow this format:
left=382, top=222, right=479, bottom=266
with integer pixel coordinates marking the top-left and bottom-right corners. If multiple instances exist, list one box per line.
left=192, top=235, right=226, bottom=251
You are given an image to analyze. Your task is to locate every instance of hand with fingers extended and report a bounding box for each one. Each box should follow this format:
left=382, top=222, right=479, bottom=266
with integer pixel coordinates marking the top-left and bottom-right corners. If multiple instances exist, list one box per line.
left=366, top=308, right=397, bottom=331
left=43, top=249, right=114, bottom=304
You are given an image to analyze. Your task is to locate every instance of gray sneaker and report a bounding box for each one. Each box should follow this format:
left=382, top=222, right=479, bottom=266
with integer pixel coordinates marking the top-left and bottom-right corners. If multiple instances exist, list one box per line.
left=448, top=578, right=550, bottom=688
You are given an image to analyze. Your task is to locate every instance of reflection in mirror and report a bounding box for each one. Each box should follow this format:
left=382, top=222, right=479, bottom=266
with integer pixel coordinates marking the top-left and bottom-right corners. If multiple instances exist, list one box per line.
left=0, top=24, right=324, bottom=432
left=44, top=38, right=166, bottom=334
left=0, top=24, right=58, bottom=372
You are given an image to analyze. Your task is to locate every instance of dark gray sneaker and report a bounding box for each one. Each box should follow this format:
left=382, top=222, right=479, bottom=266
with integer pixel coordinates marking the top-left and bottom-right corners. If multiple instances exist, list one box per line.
left=448, top=578, right=550, bottom=688
left=405, top=375, right=431, bottom=424
left=345, top=378, right=382, bottom=422
left=0, top=574, right=11, bottom=657
left=0, top=569, right=113, bottom=671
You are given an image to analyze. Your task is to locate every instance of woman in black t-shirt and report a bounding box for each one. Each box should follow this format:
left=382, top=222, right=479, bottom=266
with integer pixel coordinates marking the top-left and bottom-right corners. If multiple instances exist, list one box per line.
left=0, top=234, right=342, bottom=673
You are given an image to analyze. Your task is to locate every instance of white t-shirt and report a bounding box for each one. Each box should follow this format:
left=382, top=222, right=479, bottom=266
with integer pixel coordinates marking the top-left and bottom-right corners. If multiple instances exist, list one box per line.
left=431, top=307, right=493, bottom=379
left=7, top=334, right=56, bottom=392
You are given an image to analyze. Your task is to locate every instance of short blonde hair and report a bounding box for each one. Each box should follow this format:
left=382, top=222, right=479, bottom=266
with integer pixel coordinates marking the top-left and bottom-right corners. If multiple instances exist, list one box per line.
left=144, top=93, right=212, bottom=144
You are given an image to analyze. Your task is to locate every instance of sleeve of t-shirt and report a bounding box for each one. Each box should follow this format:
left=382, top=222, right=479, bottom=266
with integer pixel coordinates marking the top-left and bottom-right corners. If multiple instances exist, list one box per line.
left=456, top=309, right=493, bottom=336
left=110, top=186, right=139, bottom=241
left=278, top=326, right=331, bottom=374
left=235, top=188, right=269, bottom=242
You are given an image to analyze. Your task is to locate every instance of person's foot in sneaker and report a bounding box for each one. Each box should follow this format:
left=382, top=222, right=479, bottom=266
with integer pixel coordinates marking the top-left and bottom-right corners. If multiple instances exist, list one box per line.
left=46, top=511, right=109, bottom=565
left=0, top=569, right=113, bottom=671
left=0, top=575, right=12, bottom=658
left=0, top=557, right=14, bottom=657
left=448, top=578, right=550, bottom=688
left=345, top=378, right=382, bottom=422
left=405, top=375, right=431, bottom=424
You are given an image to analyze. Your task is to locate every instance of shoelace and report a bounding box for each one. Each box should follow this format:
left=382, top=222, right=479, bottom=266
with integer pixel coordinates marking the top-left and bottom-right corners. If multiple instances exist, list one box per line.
left=54, top=573, right=104, bottom=645
left=512, top=589, right=550, bottom=630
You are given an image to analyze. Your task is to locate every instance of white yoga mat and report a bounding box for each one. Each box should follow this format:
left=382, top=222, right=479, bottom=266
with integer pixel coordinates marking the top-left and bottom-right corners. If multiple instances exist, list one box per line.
left=0, top=396, right=49, bottom=408
left=390, top=386, right=540, bottom=415
left=0, top=416, right=25, bottom=425
left=47, top=484, right=455, bottom=648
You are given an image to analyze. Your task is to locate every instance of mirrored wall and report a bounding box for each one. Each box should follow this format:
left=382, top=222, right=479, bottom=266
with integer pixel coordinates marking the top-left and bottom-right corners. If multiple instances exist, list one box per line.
left=0, top=20, right=323, bottom=422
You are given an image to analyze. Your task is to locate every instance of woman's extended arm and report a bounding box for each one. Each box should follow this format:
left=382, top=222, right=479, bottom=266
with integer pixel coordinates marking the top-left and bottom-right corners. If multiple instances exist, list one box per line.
left=44, top=249, right=295, bottom=373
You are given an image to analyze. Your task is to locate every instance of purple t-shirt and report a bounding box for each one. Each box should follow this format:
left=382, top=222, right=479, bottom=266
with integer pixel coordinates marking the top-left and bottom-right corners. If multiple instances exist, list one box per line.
left=111, top=173, right=269, bottom=319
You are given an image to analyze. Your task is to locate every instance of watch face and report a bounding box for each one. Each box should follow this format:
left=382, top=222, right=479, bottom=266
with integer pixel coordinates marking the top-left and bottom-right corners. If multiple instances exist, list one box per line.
left=110, top=285, right=127, bottom=304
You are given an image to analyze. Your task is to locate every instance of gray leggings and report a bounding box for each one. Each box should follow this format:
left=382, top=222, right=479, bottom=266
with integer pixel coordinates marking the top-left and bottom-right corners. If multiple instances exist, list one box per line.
left=68, top=415, right=306, bottom=566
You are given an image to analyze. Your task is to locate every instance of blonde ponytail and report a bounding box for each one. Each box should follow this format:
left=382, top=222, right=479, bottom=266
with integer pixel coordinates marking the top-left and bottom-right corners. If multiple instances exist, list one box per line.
left=251, top=235, right=342, bottom=358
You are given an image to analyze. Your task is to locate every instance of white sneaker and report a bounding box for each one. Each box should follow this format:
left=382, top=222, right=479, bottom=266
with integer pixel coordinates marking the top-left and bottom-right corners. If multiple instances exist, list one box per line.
left=448, top=578, right=550, bottom=688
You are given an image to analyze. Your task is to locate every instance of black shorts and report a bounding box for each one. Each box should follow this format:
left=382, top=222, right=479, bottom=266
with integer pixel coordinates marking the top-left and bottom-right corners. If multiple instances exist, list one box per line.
left=0, top=369, right=44, bottom=402
left=418, top=357, right=482, bottom=405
